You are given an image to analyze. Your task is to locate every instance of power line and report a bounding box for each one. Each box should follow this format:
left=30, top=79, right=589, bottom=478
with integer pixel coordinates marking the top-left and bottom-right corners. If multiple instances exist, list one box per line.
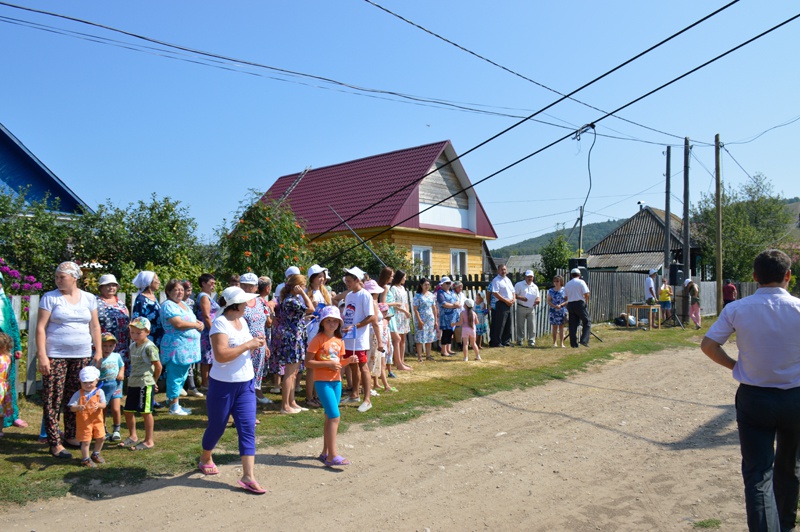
left=725, top=113, right=800, bottom=145
left=494, top=208, right=577, bottom=226
left=309, top=1, right=745, bottom=243
left=322, top=12, right=800, bottom=264
left=362, top=0, right=734, bottom=145
left=722, top=145, right=754, bottom=180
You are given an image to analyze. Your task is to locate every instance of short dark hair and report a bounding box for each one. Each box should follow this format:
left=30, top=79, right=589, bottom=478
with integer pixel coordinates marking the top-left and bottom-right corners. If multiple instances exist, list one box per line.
left=165, top=278, right=183, bottom=296
left=198, top=273, right=215, bottom=286
left=416, top=277, right=430, bottom=294
left=753, top=249, right=791, bottom=285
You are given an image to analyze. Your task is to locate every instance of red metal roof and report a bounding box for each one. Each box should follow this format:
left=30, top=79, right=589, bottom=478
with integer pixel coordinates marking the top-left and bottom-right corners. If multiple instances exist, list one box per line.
left=263, top=140, right=496, bottom=239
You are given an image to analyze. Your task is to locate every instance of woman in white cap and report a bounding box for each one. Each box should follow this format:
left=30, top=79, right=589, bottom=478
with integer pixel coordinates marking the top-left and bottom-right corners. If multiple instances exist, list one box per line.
left=436, top=277, right=459, bottom=357
left=95, top=274, right=130, bottom=374
left=239, top=272, right=271, bottom=405
left=199, top=286, right=267, bottom=494
left=36, top=261, right=103, bottom=459
left=305, top=264, right=331, bottom=407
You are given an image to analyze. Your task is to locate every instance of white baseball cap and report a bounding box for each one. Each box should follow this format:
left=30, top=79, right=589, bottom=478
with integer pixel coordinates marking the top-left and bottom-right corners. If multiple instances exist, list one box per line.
left=308, top=264, right=328, bottom=278
left=570, top=268, right=581, bottom=276
left=684, top=278, right=692, bottom=287
left=648, top=268, right=658, bottom=275
left=524, top=270, right=534, bottom=277
left=285, top=266, right=301, bottom=278
left=239, top=272, right=259, bottom=285
left=343, top=266, right=366, bottom=281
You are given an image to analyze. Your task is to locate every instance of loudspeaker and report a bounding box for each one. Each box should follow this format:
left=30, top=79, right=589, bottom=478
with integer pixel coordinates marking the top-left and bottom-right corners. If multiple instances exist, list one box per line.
left=568, top=258, right=589, bottom=284
left=669, top=263, right=684, bottom=286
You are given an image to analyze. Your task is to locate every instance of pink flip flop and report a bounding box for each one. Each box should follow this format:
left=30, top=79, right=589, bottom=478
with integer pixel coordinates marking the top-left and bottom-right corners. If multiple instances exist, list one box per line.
left=198, top=462, right=219, bottom=475
left=237, top=479, right=267, bottom=494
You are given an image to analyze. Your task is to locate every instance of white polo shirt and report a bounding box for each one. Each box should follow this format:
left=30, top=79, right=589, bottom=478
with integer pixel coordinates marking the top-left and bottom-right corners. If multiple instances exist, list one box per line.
left=514, top=280, right=540, bottom=309
left=564, top=278, right=590, bottom=303
left=705, top=287, right=800, bottom=389
left=490, top=275, right=515, bottom=303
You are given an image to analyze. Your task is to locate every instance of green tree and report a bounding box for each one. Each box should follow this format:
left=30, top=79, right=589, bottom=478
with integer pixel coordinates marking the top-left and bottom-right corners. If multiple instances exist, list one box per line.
left=692, top=173, right=792, bottom=282
left=217, top=193, right=311, bottom=280
left=308, top=236, right=412, bottom=290
left=539, top=231, right=573, bottom=281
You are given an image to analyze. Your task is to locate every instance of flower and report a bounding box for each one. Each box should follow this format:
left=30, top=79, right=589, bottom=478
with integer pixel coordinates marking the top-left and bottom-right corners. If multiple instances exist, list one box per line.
left=10, top=282, right=20, bottom=290
left=8, top=269, right=20, bottom=279
left=244, top=251, right=252, bottom=257
left=21, top=295, right=30, bottom=302
left=24, top=275, right=36, bottom=282
left=279, top=244, right=285, bottom=248
left=32, top=282, right=42, bottom=290
left=23, top=306, right=28, bottom=313
left=0, top=266, right=9, bottom=274
left=293, top=256, right=298, bottom=261
left=22, top=283, right=31, bottom=291
left=239, top=219, right=244, bottom=224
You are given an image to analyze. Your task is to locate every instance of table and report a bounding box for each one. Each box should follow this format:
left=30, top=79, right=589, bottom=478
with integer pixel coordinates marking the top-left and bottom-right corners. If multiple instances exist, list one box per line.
left=625, top=304, right=662, bottom=330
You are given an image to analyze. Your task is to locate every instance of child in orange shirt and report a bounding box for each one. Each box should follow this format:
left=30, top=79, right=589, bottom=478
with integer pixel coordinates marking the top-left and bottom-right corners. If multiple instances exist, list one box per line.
left=305, top=306, right=357, bottom=467
left=68, top=365, right=107, bottom=467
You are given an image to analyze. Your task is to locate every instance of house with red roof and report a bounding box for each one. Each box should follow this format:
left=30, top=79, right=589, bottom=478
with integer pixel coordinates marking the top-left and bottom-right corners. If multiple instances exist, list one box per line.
left=263, top=140, right=497, bottom=276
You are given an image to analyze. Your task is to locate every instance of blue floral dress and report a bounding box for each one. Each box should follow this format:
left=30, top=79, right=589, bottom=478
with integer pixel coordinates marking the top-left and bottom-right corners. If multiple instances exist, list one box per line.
left=270, top=294, right=307, bottom=367
left=243, top=297, right=268, bottom=387
left=437, top=289, right=459, bottom=331
left=413, top=292, right=437, bottom=344
left=96, top=296, right=130, bottom=374
left=548, top=287, right=567, bottom=325
left=159, top=300, right=201, bottom=366
left=195, top=292, right=220, bottom=365
left=132, top=294, right=163, bottom=347
left=474, top=302, right=489, bottom=336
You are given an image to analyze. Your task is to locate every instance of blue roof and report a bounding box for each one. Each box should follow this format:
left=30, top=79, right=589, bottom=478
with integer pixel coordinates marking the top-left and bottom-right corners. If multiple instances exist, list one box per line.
left=0, top=122, right=92, bottom=214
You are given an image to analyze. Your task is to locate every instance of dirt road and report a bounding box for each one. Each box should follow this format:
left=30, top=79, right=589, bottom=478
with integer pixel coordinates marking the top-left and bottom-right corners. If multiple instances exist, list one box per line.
left=1, top=346, right=747, bottom=531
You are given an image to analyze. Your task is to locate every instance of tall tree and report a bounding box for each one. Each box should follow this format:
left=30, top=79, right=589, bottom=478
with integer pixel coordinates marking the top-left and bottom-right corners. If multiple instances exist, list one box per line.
left=539, top=231, right=573, bottom=281
left=692, top=173, right=792, bottom=281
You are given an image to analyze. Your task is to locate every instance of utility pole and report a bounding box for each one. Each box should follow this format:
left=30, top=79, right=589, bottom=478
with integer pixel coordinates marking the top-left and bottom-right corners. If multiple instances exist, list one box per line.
left=682, top=137, right=691, bottom=320
left=715, top=134, right=723, bottom=316
left=578, top=205, right=584, bottom=257
left=664, top=146, right=671, bottom=275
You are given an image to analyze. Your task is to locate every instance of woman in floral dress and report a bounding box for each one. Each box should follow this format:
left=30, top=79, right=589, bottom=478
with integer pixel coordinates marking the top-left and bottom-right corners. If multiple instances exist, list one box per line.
left=195, top=273, right=220, bottom=391
left=413, top=278, right=438, bottom=362
left=270, top=274, right=314, bottom=414
left=387, top=270, right=412, bottom=370
left=547, top=275, right=567, bottom=348
left=240, top=273, right=271, bottom=405
left=95, top=274, right=130, bottom=375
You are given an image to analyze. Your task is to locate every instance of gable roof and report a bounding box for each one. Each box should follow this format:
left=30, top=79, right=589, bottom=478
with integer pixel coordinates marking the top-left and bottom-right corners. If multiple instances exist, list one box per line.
left=262, top=140, right=497, bottom=239
left=0, top=122, right=92, bottom=214
left=505, top=254, right=542, bottom=273
left=586, top=206, right=694, bottom=255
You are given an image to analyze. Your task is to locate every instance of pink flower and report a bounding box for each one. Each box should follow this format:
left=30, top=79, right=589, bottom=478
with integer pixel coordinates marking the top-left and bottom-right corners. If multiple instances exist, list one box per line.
left=24, top=275, right=36, bottom=283
left=32, top=282, right=42, bottom=290
left=21, top=295, right=30, bottom=302
left=0, top=266, right=9, bottom=274
left=8, top=269, right=20, bottom=279
left=23, top=306, right=28, bottom=313
left=22, top=283, right=31, bottom=291
left=10, top=282, right=20, bottom=290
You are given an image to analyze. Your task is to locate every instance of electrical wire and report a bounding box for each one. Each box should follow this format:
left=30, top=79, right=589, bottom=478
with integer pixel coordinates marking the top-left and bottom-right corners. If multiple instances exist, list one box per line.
left=362, top=0, right=732, bottom=145
left=320, top=12, right=800, bottom=264
left=725, top=113, right=800, bottom=145
left=722, top=145, right=753, bottom=180
left=493, top=208, right=577, bottom=226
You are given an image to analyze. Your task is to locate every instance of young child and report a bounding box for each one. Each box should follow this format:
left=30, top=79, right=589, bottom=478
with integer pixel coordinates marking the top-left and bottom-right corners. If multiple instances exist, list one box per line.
left=474, top=291, right=489, bottom=349
left=0, top=332, right=14, bottom=437
left=68, top=365, right=107, bottom=467
left=304, top=306, right=357, bottom=467
left=97, top=332, right=125, bottom=442
left=120, top=317, right=162, bottom=451
left=452, top=298, right=481, bottom=362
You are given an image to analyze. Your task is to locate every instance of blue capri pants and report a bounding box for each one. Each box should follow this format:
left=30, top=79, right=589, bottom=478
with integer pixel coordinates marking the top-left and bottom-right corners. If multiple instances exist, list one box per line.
left=314, top=381, right=342, bottom=419
left=202, top=377, right=257, bottom=456
left=163, top=361, right=191, bottom=401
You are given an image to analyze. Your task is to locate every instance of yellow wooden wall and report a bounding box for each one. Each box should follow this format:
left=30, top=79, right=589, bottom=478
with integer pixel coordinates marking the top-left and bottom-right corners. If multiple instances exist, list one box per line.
left=388, top=230, right=484, bottom=275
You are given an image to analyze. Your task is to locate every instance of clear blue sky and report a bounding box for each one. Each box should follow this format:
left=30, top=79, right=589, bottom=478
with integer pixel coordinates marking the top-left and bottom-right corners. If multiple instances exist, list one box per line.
left=1, top=1, right=798, bottom=248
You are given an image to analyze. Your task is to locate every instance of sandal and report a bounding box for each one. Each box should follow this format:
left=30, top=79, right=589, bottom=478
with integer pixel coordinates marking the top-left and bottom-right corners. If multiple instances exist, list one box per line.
left=198, top=461, right=219, bottom=475
left=129, top=442, right=153, bottom=451
left=237, top=479, right=267, bottom=494
left=317, top=453, right=327, bottom=463
left=324, top=455, right=351, bottom=467
left=118, top=437, right=139, bottom=448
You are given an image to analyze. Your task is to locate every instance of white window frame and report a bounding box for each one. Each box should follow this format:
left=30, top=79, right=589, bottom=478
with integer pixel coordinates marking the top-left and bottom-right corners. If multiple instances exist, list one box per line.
left=450, top=248, right=468, bottom=276
left=412, top=245, right=433, bottom=276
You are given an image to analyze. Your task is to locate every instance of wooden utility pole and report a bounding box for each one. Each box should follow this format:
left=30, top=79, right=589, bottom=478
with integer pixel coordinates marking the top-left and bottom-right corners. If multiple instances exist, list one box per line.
left=682, top=138, right=691, bottom=319
left=578, top=205, right=584, bottom=257
left=664, top=146, right=671, bottom=275
left=715, top=134, right=723, bottom=315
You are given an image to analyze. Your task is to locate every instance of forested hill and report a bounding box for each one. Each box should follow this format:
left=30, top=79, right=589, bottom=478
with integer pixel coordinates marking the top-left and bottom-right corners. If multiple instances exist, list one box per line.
left=491, top=219, right=624, bottom=258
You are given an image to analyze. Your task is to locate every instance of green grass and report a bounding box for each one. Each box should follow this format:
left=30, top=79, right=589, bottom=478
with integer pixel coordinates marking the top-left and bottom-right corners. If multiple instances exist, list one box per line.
left=693, top=518, right=722, bottom=529
left=0, top=322, right=705, bottom=505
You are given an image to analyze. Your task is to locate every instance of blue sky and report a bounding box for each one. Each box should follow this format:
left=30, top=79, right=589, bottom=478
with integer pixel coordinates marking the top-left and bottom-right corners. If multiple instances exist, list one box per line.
left=1, top=1, right=798, bottom=249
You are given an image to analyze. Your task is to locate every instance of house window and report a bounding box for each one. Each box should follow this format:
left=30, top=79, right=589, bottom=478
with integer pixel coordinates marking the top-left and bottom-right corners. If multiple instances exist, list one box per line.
left=451, top=249, right=467, bottom=276
left=412, top=246, right=432, bottom=276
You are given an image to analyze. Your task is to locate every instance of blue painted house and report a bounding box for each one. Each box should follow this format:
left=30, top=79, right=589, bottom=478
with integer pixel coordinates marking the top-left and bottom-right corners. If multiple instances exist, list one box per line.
left=0, top=122, right=92, bottom=214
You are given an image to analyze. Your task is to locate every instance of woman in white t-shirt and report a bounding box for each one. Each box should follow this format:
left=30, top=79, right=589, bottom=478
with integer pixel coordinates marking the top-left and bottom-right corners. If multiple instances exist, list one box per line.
left=198, top=287, right=267, bottom=494
left=36, top=261, right=102, bottom=459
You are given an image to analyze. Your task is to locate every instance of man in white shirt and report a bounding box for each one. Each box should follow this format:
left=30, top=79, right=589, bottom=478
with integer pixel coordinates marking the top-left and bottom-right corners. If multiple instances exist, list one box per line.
left=514, top=270, right=540, bottom=346
left=702, top=249, right=800, bottom=530
left=489, top=264, right=515, bottom=347
left=644, top=268, right=658, bottom=305
left=341, top=266, right=382, bottom=413
left=564, top=268, right=591, bottom=348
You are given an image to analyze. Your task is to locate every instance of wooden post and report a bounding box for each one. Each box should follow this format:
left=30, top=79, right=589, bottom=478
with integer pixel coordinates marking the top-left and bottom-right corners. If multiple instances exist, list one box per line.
left=682, top=137, right=691, bottom=320
left=25, top=295, right=40, bottom=396
left=664, top=146, right=671, bottom=273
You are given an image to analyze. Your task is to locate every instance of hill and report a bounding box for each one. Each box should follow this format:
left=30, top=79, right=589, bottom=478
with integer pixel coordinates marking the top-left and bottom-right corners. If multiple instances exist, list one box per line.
left=491, top=218, right=624, bottom=258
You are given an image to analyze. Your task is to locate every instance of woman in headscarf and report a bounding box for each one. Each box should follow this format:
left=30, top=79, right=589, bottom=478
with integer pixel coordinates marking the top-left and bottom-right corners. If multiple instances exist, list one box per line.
left=0, top=272, right=26, bottom=429
left=36, top=261, right=102, bottom=459
left=95, top=274, right=130, bottom=375
left=131, top=271, right=164, bottom=348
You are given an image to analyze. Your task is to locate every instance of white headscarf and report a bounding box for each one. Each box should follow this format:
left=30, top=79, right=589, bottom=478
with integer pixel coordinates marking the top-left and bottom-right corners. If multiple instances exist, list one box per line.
left=56, top=261, right=82, bottom=279
left=131, top=271, right=156, bottom=308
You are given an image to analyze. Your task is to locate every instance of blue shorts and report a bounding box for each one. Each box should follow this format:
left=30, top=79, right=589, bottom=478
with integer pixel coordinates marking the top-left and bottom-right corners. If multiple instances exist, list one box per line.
left=100, top=379, right=123, bottom=400
left=314, top=381, right=342, bottom=419
left=659, top=300, right=672, bottom=310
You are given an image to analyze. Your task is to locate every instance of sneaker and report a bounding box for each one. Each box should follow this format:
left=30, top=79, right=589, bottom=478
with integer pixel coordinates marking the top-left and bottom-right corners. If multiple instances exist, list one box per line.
left=179, top=388, right=188, bottom=397
left=370, top=389, right=380, bottom=397
left=528, top=341, right=535, bottom=347
left=269, top=387, right=281, bottom=394
left=91, top=452, right=105, bottom=464
left=357, top=401, right=372, bottom=413
left=256, top=396, right=273, bottom=405
left=387, top=371, right=397, bottom=379
left=187, top=388, right=204, bottom=398
left=169, top=404, right=191, bottom=416
left=111, top=431, right=121, bottom=442
left=80, top=458, right=96, bottom=468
